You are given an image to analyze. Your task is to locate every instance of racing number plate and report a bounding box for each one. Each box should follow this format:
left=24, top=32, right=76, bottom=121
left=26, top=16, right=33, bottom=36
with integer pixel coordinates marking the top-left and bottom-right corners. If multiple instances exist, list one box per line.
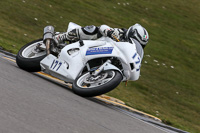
left=50, top=59, right=62, bottom=71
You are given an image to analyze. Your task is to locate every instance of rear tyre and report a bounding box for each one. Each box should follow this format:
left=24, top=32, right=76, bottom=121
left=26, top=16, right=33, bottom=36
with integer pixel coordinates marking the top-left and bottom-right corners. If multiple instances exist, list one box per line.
left=16, top=38, right=47, bottom=72
left=72, top=70, right=122, bottom=97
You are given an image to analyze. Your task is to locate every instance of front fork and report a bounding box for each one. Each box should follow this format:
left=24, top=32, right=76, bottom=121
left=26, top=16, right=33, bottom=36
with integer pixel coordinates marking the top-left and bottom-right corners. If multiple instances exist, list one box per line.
left=90, top=60, right=111, bottom=76
left=90, top=60, right=122, bottom=77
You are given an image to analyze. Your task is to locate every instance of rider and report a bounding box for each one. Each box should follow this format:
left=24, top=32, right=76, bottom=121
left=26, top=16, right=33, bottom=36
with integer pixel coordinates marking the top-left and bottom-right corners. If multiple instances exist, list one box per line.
left=53, top=23, right=149, bottom=60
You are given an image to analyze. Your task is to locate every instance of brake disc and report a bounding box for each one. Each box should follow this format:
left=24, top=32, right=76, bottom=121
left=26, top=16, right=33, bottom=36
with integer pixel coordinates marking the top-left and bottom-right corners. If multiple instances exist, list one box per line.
left=84, top=72, right=108, bottom=84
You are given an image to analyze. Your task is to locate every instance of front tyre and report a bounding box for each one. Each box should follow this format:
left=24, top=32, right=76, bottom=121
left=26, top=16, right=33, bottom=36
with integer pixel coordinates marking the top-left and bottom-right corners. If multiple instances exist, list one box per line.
left=72, top=70, right=122, bottom=97
left=16, top=38, right=47, bottom=72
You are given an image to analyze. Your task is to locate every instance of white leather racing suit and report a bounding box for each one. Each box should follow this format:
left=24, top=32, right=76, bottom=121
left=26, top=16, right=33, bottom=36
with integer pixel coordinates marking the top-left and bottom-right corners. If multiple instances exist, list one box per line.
left=54, top=25, right=144, bottom=60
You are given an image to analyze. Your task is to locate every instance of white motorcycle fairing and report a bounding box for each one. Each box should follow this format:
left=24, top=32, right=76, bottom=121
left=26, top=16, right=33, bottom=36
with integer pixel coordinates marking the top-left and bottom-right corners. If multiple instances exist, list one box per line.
left=40, top=37, right=141, bottom=83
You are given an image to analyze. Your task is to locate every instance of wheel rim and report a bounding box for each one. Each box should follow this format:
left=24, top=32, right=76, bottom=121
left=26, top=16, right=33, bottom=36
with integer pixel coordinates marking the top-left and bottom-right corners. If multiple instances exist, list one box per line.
left=76, top=71, right=116, bottom=88
left=21, top=41, right=46, bottom=58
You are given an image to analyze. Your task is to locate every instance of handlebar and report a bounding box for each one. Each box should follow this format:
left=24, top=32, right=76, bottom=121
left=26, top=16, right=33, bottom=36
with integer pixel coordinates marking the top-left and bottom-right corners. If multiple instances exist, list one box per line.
left=112, top=35, right=120, bottom=42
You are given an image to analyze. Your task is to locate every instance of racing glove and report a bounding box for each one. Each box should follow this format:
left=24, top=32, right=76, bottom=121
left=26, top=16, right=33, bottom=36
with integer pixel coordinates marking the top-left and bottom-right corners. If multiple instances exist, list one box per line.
left=106, top=28, right=124, bottom=41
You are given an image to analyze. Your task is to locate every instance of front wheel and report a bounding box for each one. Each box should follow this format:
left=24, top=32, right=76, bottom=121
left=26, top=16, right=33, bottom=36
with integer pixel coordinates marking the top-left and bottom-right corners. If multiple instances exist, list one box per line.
left=72, top=70, right=122, bottom=97
left=16, top=38, right=47, bottom=72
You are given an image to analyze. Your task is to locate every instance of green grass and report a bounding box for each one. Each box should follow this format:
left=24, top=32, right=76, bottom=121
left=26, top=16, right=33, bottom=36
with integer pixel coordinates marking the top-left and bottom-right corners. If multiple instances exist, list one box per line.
left=0, top=0, right=200, bottom=132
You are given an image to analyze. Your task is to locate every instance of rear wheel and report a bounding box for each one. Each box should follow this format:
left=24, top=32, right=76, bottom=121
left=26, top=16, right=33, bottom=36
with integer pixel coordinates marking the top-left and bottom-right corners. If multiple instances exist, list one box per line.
left=16, top=38, right=47, bottom=72
left=72, top=70, right=122, bottom=97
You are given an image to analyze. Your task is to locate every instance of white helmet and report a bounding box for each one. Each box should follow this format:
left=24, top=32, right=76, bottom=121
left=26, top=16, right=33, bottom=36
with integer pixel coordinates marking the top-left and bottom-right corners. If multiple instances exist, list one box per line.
left=126, top=23, right=149, bottom=48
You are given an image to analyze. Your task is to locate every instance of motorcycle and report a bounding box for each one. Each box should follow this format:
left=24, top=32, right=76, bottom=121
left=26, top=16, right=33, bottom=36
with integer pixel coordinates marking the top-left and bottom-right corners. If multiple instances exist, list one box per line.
left=16, top=22, right=141, bottom=97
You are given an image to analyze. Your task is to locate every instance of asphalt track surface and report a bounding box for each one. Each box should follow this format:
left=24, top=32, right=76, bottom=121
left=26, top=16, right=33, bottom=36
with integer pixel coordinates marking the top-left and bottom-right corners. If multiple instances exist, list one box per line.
left=0, top=51, right=186, bottom=133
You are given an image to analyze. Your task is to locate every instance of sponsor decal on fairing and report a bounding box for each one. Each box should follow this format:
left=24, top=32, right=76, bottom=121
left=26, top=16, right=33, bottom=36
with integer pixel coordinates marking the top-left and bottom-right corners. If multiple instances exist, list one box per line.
left=86, top=47, right=114, bottom=55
